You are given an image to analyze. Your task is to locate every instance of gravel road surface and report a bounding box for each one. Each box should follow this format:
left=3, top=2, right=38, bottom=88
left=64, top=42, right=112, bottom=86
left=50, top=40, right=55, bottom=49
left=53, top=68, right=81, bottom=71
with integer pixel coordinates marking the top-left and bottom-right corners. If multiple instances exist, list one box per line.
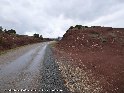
left=0, top=42, right=70, bottom=93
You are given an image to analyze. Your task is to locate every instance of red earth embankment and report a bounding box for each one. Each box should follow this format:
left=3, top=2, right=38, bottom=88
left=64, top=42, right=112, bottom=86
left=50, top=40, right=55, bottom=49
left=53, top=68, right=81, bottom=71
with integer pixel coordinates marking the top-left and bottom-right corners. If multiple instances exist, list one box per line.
left=0, top=32, right=42, bottom=52
left=56, top=26, right=124, bottom=92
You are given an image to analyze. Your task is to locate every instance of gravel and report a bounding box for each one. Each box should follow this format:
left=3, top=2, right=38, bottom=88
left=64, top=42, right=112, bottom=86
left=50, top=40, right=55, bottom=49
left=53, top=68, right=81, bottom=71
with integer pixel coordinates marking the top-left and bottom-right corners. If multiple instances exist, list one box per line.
left=40, top=46, right=71, bottom=93
left=54, top=49, right=104, bottom=93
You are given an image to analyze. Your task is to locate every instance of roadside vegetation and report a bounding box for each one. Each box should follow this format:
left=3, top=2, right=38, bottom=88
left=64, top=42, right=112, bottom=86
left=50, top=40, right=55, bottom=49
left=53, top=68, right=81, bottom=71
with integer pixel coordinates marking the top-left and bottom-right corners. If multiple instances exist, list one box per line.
left=0, top=26, right=43, bottom=53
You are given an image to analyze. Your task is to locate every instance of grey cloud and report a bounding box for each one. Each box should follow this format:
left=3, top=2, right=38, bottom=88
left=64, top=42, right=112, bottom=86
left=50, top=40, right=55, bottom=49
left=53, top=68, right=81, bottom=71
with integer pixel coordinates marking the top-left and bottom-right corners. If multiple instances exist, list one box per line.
left=0, top=0, right=124, bottom=38
left=45, top=0, right=123, bottom=22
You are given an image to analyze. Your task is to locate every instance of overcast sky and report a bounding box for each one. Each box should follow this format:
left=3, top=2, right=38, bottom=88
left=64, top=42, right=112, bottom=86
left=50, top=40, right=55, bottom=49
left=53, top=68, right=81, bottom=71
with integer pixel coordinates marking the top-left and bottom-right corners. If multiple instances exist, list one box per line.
left=0, top=0, right=124, bottom=38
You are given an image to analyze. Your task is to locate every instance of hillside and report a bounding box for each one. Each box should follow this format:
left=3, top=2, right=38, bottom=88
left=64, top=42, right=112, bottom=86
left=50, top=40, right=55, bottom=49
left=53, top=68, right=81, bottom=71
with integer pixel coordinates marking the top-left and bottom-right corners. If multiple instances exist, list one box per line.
left=55, top=26, right=124, bottom=93
left=0, top=27, right=43, bottom=52
left=59, top=26, right=124, bottom=52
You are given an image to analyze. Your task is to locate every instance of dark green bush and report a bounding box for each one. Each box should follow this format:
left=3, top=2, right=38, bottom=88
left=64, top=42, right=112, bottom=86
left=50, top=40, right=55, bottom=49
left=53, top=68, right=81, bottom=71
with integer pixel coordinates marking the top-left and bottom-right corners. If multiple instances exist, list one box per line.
left=34, top=33, right=39, bottom=38
left=75, top=25, right=83, bottom=29
left=69, top=26, right=74, bottom=29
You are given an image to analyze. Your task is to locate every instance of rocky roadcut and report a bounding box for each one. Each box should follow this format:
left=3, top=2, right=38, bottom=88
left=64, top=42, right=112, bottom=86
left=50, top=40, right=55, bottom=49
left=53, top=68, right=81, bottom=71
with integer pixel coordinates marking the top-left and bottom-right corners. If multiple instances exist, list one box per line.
left=56, top=26, right=124, bottom=93
left=54, top=49, right=103, bottom=93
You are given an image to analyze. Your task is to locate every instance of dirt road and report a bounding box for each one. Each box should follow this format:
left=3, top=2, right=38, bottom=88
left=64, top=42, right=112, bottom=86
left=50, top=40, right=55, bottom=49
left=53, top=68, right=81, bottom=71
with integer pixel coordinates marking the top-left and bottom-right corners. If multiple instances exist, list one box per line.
left=0, top=42, right=69, bottom=93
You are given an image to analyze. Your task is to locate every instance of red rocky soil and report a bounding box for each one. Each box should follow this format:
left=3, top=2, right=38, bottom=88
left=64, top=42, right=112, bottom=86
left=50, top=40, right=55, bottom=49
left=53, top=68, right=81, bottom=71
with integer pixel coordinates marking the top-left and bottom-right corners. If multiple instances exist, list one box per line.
left=55, top=26, right=124, bottom=93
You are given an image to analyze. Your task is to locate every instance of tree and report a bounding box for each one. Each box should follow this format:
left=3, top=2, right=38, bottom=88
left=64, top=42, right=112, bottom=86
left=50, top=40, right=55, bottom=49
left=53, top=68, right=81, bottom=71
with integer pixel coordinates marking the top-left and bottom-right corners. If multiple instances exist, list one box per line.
left=4, top=29, right=7, bottom=33
left=69, top=26, right=74, bottom=29
left=0, top=26, right=3, bottom=32
left=34, top=33, right=39, bottom=38
left=75, top=25, right=83, bottom=29
left=7, top=29, right=16, bottom=34
left=85, top=26, right=88, bottom=28
left=40, top=35, right=43, bottom=40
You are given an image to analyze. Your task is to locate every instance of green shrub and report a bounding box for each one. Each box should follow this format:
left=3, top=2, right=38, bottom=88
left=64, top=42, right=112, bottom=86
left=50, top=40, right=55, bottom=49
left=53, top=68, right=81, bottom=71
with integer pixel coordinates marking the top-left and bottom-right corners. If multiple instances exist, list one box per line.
left=75, top=25, right=83, bottom=29
left=0, top=26, right=3, bottom=32
left=69, top=26, right=74, bottom=29
left=34, top=33, right=39, bottom=38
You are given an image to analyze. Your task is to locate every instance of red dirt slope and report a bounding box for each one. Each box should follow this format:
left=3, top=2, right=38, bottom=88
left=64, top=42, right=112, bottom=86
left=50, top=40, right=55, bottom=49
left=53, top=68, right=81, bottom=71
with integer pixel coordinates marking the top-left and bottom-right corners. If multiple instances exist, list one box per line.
left=57, top=26, right=124, bottom=93
left=0, top=32, right=42, bottom=52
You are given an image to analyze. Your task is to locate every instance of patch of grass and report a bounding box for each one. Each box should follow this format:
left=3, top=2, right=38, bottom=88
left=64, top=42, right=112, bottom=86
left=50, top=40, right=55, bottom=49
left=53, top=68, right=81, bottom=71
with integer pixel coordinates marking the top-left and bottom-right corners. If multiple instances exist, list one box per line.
left=49, top=41, right=58, bottom=48
left=0, top=43, right=32, bottom=56
left=99, top=36, right=107, bottom=43
left=0, top=51, right=7, bottom=55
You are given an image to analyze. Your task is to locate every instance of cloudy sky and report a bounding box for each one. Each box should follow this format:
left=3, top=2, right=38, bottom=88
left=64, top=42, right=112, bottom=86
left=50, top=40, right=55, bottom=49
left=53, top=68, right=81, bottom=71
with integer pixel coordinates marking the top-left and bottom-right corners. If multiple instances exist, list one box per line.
left=0, top=0, right=124, bottom=38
